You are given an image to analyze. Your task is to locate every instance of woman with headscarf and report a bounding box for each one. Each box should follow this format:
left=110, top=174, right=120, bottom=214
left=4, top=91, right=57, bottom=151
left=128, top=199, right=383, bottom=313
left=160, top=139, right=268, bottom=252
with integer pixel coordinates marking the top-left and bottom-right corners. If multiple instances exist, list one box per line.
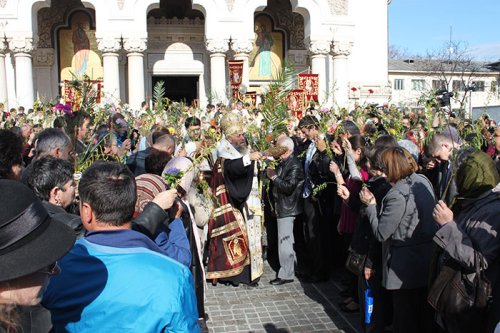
left=134, top=174, right=191, bottom=267
left=432, top=149, right=500, bottom=333
left=163, top=157, right=207, bottom=327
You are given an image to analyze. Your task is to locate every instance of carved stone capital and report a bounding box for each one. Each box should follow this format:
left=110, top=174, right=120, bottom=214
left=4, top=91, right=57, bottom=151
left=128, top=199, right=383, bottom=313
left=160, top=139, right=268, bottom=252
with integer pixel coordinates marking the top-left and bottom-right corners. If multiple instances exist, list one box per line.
left=33, top=48, right=55, bottom=66
left=231, top=39, right=253, bottom=54
left=205, top=38, right=229, bottom=54
left=97, top=37, right=122, bottom=53
left=226, top=0, right=235, bottom=12
left=9, top=37, right=35, bottom=54
left=0, top=39, right=7, bottom=54
left=329, top=0, right=349, bottom=16
left=332, top=42, right=352, bottom=57
left=309, top=40, right=331, bottom=56
left=123, top=38, right=147, bottom=53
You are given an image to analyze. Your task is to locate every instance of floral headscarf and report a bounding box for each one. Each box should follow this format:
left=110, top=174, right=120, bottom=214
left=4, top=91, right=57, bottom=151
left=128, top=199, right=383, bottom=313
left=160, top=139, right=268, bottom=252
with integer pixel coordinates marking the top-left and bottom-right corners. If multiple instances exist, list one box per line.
left=134, top=174, right=168, bottom=215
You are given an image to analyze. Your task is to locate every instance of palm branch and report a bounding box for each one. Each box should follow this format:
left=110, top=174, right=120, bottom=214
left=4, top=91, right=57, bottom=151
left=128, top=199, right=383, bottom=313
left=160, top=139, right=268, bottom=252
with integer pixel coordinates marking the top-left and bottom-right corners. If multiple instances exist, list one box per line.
left=153, top=81, right=166, bottom=113
left=254, top=62, right=297, bottom=150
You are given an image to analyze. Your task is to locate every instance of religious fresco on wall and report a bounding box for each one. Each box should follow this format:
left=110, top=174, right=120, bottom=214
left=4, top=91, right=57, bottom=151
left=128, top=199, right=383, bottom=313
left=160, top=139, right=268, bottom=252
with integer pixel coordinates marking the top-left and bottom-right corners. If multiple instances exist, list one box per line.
left=58, top=11, right=103, bottom=81
left=249, top=15, right=283, bottom=81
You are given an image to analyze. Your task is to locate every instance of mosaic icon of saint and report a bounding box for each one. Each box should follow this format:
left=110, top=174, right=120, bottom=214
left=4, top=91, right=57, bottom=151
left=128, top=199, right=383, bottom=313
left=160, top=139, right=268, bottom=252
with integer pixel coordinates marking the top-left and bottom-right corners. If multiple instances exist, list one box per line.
left=255, top=25, right=273, bottom=77
left=72, top=23, right=90, bottom=76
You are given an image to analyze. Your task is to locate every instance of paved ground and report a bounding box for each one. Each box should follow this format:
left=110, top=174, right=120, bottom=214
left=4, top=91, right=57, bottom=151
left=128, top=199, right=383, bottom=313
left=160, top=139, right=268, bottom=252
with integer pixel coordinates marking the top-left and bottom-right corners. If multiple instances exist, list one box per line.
left=205, top=262, right=362, bottom=333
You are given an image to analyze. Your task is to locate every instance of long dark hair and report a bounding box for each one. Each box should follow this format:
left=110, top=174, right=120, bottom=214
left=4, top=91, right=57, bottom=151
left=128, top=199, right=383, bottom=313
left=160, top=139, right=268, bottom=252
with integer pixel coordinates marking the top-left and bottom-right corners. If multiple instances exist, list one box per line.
left=348, top=134, right=369, bottom=168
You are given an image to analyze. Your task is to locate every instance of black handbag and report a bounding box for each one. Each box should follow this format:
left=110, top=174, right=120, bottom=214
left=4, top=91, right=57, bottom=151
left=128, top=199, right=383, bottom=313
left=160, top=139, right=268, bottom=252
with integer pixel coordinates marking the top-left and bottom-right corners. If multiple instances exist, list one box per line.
left=345, top=250, right=367, bottom=276
left=427, top=251, right=492, bottom=316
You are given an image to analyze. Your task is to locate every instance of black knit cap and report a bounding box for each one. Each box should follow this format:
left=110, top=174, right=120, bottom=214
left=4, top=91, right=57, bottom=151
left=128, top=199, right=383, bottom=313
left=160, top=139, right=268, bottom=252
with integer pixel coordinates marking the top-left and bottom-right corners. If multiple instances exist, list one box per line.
left=0, top=180, right=75, bottom=282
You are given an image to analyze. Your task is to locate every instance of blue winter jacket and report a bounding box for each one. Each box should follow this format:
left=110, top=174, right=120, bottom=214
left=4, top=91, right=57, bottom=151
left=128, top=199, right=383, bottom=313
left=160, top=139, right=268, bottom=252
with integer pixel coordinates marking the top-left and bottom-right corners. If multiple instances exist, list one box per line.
left=43, top=229, right=200, bottom=333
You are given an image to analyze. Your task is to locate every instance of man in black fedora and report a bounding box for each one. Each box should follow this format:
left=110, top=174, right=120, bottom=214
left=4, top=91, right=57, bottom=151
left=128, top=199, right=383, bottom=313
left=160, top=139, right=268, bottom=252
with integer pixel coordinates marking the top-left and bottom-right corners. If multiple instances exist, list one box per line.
left=0, top=180, right=75, bottom=331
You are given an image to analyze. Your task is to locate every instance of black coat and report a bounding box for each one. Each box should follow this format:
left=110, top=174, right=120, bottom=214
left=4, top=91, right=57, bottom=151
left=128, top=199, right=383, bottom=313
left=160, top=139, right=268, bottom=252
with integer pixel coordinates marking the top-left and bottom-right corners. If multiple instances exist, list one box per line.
left=349, top=176, right=392, bottom=269
left=421, top=159, right=457, bottom=205
left=308, top=139, right=343, bottom=215
left=43, top=201, right=85, bottom=239
left=271, top=155, right=304, bottom=218
left=223, top=157, right=254, bottom=211
left=126, top=147, right=152, bottom=176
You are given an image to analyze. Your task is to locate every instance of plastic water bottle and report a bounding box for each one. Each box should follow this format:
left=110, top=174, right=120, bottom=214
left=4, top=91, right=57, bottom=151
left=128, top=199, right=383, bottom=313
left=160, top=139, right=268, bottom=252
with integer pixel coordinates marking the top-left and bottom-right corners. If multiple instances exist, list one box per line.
left=364, top=281, right=374, bottom=324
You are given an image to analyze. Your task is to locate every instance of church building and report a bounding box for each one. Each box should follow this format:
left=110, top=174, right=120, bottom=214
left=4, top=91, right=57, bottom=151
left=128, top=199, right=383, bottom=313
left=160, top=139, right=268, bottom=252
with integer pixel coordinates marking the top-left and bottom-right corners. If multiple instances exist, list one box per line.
left=0, top=0, right=390, bottom=110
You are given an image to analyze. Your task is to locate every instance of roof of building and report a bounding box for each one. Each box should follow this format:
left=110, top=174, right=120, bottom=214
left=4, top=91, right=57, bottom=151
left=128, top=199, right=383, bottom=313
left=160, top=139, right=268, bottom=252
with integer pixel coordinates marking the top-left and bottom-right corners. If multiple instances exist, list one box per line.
left=389, top=58, right=500, bottom=74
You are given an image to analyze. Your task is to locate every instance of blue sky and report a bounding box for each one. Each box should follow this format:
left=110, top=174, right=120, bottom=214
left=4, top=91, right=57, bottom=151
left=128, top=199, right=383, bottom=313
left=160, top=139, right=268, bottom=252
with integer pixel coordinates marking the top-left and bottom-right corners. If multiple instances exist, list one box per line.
left=388, top=0, right=500, bottom=61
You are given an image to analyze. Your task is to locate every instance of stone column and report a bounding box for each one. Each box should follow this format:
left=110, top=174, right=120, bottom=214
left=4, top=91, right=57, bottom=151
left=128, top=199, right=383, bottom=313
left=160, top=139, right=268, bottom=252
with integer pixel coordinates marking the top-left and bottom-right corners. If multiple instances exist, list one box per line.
left=309, top=40, right=331, bottom=104
left=123, top=37, right=147, bottom=110
left=231, top=39, right=253, bottom=88
left=33, top=48, right=55, bottom=101
left=97, top=37, right=122, bottom=102
left=0, top=41, right=7, bottom=105
left=332, top=42, right=352, bottom=108
left=9, top=37, right=35, bottom=108
left=206, top=38, right=229, bottom=103
left=198, top=73, right=207, bottom=108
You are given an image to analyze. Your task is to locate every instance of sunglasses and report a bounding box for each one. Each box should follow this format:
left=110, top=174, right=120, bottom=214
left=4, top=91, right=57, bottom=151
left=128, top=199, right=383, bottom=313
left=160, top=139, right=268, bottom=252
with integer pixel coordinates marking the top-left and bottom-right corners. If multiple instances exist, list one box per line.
left=38, top=262, right=58, bottom=275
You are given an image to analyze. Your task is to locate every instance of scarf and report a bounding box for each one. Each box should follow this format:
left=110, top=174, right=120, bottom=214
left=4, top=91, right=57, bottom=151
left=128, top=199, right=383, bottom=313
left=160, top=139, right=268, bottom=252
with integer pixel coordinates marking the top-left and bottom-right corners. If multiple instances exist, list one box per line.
left=134, top=174, right=168, bottom=215
left=456, top=151, right=500, bottom=200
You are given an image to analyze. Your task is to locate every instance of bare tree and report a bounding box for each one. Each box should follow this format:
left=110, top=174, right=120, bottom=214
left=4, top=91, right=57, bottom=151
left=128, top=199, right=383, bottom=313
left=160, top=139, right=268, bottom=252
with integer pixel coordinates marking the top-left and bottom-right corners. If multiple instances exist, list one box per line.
left=418, top=41, right=482, bottom=115
left=388, top=45, right=412, bottom=60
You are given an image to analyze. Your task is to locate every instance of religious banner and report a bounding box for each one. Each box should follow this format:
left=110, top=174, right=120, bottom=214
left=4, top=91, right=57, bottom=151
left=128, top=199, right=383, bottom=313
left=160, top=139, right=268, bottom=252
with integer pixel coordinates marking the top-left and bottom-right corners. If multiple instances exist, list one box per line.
left=228, top=60, right=244, bottom=101
left=63, top=80, right=102, bottom=110
left=244, top=92, right=257, bottom=108
left=298, top=74, right=319, bottom=102
left=228, top=60, right=244, bottom=86
left=288, top=89, right=305, bottom=119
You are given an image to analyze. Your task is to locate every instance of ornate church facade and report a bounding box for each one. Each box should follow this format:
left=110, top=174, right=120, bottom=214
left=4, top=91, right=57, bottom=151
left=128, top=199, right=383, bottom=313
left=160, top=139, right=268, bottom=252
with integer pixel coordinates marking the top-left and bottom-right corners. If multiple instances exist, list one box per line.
left=0, top=0, right=390, bottom=110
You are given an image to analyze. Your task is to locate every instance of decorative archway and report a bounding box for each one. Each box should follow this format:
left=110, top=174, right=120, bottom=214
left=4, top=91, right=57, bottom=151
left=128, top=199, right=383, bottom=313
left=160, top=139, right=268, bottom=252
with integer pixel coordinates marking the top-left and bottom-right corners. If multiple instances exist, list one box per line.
left=146, top=0, right=208, bottom=105
left=249, top=13, right=285, bottom=82
left=56, top=10, right=103, bottom=82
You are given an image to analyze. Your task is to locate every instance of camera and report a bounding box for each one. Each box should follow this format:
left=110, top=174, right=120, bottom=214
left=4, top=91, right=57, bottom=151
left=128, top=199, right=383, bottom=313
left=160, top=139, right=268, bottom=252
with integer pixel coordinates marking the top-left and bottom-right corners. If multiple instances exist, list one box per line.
left=435, top=90, right=454, bottom=107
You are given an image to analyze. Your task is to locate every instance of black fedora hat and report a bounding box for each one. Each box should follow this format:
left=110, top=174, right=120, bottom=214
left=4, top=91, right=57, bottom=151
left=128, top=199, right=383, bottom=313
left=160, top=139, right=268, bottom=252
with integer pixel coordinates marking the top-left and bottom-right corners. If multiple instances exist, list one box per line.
left=0, top=179, right=75, bottom=282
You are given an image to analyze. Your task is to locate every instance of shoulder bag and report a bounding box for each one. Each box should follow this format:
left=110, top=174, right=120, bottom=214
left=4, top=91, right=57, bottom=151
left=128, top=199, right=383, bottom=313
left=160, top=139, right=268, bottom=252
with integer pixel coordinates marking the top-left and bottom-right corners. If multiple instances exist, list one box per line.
left=427, top=239, right=492, bottom=319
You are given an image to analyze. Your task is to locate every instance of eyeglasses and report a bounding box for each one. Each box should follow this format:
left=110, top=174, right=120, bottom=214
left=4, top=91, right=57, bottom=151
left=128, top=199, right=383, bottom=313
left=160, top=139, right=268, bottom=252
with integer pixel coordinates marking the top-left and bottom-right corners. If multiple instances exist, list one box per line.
left=37, top=262, right=59, bottom=275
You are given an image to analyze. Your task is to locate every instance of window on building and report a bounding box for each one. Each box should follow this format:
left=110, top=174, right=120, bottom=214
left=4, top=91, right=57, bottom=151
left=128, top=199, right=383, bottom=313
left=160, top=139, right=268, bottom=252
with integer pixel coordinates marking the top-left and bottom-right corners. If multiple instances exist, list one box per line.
left=491, top=81, right=497, bottom=94
left=411, top=79, right=426, bottom=91
left=472, top=81, right=485, bottom=92
left=432, top=80, right=447, bottom=91
left=452, top=80, right=466, bottom=91
left=394, top=79, right=404, bottom=90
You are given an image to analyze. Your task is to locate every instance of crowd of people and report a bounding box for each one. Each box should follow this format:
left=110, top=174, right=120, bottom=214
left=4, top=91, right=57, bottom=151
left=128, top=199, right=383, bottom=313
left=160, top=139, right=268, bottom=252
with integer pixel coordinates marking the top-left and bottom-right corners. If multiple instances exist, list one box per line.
left=0, top=99, right=500, bottom=333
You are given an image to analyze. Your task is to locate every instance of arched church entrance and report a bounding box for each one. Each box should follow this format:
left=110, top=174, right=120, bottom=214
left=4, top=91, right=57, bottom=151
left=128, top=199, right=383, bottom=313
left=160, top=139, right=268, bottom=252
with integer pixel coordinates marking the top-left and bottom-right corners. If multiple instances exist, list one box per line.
left=152, top=75, right=199, bottom=105
left=147, top=0, right=206, bottom=106
left=250, top=0, right=308, bottom=96
left=35, top=0, right=98, bottom=102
